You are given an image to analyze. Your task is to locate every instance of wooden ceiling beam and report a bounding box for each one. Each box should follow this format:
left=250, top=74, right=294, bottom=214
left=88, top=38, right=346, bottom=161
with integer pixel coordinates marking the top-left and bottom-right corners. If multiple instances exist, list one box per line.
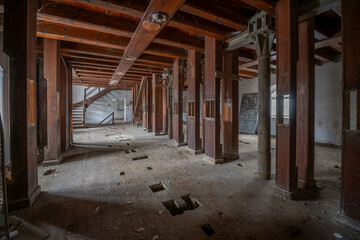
left=238, top=0, right=275, bottom=15
left=38, top=3, right=204, bottom=51
left=111, top=0, right=186, bottom=85
left=72, top=64, right=116, bottom=71
left=67, top=0, right=232, bottom=41
left=37, top=22, right=187, bottom=59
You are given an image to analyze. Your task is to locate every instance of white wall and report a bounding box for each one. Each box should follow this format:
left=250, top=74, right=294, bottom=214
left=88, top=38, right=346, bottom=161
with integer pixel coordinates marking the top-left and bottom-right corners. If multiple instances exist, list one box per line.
left=238, top=62, right=343, bottom=146
left=85, top=90, right=132, bottom=124
left=72, top=85, right=86, bottom=104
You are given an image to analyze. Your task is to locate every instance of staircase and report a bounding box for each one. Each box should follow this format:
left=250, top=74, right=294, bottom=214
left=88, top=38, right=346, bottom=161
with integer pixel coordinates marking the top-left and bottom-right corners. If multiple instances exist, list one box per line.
left=72, top=103, right=84, bottom=128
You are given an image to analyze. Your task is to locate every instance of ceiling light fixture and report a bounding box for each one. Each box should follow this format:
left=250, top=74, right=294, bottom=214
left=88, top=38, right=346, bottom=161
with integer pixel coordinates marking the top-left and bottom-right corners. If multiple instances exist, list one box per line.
left=142, top=11, right=168, bottom=31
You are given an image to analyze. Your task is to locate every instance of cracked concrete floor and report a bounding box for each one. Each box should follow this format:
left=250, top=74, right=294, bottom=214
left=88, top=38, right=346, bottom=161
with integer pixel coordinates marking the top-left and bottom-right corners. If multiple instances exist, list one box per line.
left=12, top=123, right=360, bottom=240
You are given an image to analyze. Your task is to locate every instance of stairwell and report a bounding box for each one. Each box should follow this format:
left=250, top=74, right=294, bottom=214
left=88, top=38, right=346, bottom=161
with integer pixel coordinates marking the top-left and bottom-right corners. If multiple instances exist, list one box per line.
left=72, top=103, right=84, bottom=128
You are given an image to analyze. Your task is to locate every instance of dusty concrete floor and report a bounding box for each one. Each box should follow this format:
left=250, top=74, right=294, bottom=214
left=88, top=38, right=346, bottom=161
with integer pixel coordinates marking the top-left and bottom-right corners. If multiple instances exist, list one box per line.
left=12, top=123, right=360, bottom=240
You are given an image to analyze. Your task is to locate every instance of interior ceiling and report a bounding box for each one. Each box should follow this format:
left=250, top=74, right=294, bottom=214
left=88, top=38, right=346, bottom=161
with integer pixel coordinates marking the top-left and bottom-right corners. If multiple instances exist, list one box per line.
left=36, top=0, right=342, bottom=89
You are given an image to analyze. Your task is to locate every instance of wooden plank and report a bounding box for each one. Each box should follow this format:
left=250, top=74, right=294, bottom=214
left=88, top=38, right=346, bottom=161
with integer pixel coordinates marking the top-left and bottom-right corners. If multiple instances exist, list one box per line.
left=240, top=0, right=275, bottom=15
left=315, top=35, right=342, bottom=49
left=110, top=0, right=186, bottom=85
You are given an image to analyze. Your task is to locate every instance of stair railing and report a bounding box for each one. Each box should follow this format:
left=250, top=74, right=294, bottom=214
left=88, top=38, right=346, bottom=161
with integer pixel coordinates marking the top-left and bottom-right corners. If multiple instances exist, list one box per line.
left=97, top=112, right=114, bottom=126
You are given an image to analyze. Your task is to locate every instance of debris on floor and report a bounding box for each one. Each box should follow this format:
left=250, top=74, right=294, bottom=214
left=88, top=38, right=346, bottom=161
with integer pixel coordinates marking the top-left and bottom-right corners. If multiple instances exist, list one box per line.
left=201, top=224, right=215, bottom=236
left=334, top=233, right=343, bottom=239
left=131, top=149, right=137, bottom=152
left=43, top=169, right=56, bottom=176
left=92, top=205, right=100, bottom=215
left=135, top=227, right=144, bottom=233
left=334, top=165, right=340, bottom=168
left=152, top=235, right=159, bottom=240
left=125, top=150, right=131, bottom=153
left=120, top=171, right=125, bottom=176
left=237, top=163, right=245, bottom=167
left=147, top=167, right=153, bottom=170
left=132, top=155, right=149, bottom=160
left=149, top=183, right=165, bottom=193
left=239, top=140, right=250, bottom=144
left=162, top=194, right=200, bottom=216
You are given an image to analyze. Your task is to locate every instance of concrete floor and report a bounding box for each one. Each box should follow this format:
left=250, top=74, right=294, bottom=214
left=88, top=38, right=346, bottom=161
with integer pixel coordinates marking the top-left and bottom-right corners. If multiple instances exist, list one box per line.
left=12, top=123, right=360, bottom=239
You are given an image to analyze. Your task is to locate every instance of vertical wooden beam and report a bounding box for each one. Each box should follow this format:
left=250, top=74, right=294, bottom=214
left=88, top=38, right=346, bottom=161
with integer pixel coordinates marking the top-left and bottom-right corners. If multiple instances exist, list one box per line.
left=187, top=50, right=202, bottom=154
left=43, top=38, right=62, bottom=166
left=60, top=57, right=70, bottom=153
left=337, top=0, right=360, bottom=228
left=275, top=0, right=299, bottom=198
left=173, top=59, right=185, bottom=145
left=222, top=50, right=239, bottom=161
left=4, top=0, right=40, bottom=210
left=153, top=74, right=163, bottom=135
left=296, top=19, right=315, bottom=189
left=204, top=37, right=222, bottom=163
left=37, top=59, right=47, bottom=148
left=162, top=79, right=168, bottom=135
left=146, top=77, right=153, bottom=132
left=69, top=64, right=73, bottom=143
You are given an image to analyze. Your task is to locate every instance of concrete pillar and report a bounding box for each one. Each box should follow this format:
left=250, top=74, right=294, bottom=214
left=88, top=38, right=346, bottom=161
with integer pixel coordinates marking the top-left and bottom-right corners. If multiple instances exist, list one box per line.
left=43, top=38, right=62, bottom=166
left=337, top=0, right=360, bottom=231
left=204, top=37, right=222, bottom=163
left=222, top=50, right=239, bottom=161
left=187, top=49, right=202, bottom=154
left=153, top=74, right=163, bottom=135
left=275, top=0, right=299, bottom=199
left=4, top=0, right=40, bottom=210
left=173, top=59, right=185, bottom=145
left=296, top=19, right=315, bottom=189
left=253, top=33, right=274, bottom=179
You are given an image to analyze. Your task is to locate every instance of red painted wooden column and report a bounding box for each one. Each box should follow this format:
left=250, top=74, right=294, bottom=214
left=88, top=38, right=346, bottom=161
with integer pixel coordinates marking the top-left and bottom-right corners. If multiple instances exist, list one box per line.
left=187, top=49, right=202, bottom=154
left=296, top=19, right=315, bottom=189
left=60, top=58, right=70, bottom=153
left=162, top=80, right=168, bottom=135
left=43, top=38, right=62, bottom=166
left=146, top=77, right=153, bottom=132
left=337, top=0, right=360, bottom=230
left=153, top=74, right=163, bottom=135
left=204, top=37, right=222, bottom=163
left=275, top=0, right=299, bottom=198
left=222, top=50, right=239, bottom=161
left=4, top=0, right=40, bottom=210
left=173, top=59, right=185, bottom=146
left=69, top=64, right=73, bottom=143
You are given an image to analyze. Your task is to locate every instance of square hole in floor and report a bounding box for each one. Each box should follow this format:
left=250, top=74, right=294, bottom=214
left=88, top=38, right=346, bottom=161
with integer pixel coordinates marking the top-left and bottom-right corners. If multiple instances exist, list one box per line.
left=149, top=183, right=165, bottom=193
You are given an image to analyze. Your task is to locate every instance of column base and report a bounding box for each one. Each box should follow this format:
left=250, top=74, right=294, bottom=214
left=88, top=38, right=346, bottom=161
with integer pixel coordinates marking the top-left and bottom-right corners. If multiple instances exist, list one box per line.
left=223, top=153, right=239, bottom=162
left=274, top=186, right=300, bottom=200
left=8, top=185, right=41, bottom=212
left=336, top=212, right=360, bottom=232
left=187, top=147, right=204, bottom=155
left=42, top=155, right=63, bottom=167
left=203, top=155, right=224, bottom=165
left=177, top=142, right=187, bottom=147
left=147, top=130, right=153, bottom=133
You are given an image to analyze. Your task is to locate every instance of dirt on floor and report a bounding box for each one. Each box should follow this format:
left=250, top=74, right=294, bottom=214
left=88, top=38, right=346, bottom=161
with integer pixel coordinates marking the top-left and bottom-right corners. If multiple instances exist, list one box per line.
left=11, top=123, right=360, bottom=240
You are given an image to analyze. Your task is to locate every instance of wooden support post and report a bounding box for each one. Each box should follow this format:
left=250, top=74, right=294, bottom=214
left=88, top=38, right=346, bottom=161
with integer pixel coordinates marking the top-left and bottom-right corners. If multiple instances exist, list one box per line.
left=275, top=0, right=299, bottom=198
left=204, top=37, right=222, bottom=163
left=4, top=0, right=40, bottom=210
left=153, top=74, right=163, bottom=135
left=222, top=50, right=239, bottom=161
left=296, top=19, right=316, bottom=189
left=162, top=80, right=168, bottom=135
left=37, top=59, right=48, bottom=149
left=146, top=77, right=153, bottom=132
left=173, top=59, right=185, bottom=146
left=43, top=38, right=62, bottom=166
left=69, top=64, right=73, bottom=143
left=168, top=72, right=173, bottom=139
left=187, top=50, right=202, bottom=154
left=337, top=0, right=360, bottom=230
left=60, top=57, right=70, bottom=153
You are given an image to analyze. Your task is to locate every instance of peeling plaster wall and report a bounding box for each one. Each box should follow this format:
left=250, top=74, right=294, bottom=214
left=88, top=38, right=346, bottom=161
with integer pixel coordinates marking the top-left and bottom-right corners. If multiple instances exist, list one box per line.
left=72, top=85, right=86, bottom=104
left=238, top=62, right=343, bottom=146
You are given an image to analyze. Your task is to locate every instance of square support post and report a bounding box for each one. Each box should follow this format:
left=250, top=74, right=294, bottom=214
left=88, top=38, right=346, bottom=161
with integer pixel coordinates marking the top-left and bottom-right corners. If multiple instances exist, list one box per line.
left=37, top=59, right=47, bottom=148
left=296, top=19, right=315, bottom=189
left=68, top=64, right=73, bottom=143
left=162, top=80, right=168, bottom=135
left=275, top=0, right=299, bottom=199
left=60, top=57, right=70, bottom=153
left=336, top=0, right=360, bottom=231
left=187, top=50, right=202, bottom=154
left=43, top=38, right=62, bottom=166
left=153, top=74, right=163, bottom=135
left=222, top=50, right=239, bottom=161
left=204, top=37, right=222, bottom=163
left=146, top=77, right=153, bottom=132
left=173, top=59, right=185, bottom=146
left=4, top=0, right=40, bottom=210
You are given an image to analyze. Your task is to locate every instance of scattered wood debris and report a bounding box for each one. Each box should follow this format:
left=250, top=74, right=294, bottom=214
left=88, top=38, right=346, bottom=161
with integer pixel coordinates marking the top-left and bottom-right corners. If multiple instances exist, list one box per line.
left=43, top=169, right=56, bottom=176
left=132, top=155, right=148, bottom=161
